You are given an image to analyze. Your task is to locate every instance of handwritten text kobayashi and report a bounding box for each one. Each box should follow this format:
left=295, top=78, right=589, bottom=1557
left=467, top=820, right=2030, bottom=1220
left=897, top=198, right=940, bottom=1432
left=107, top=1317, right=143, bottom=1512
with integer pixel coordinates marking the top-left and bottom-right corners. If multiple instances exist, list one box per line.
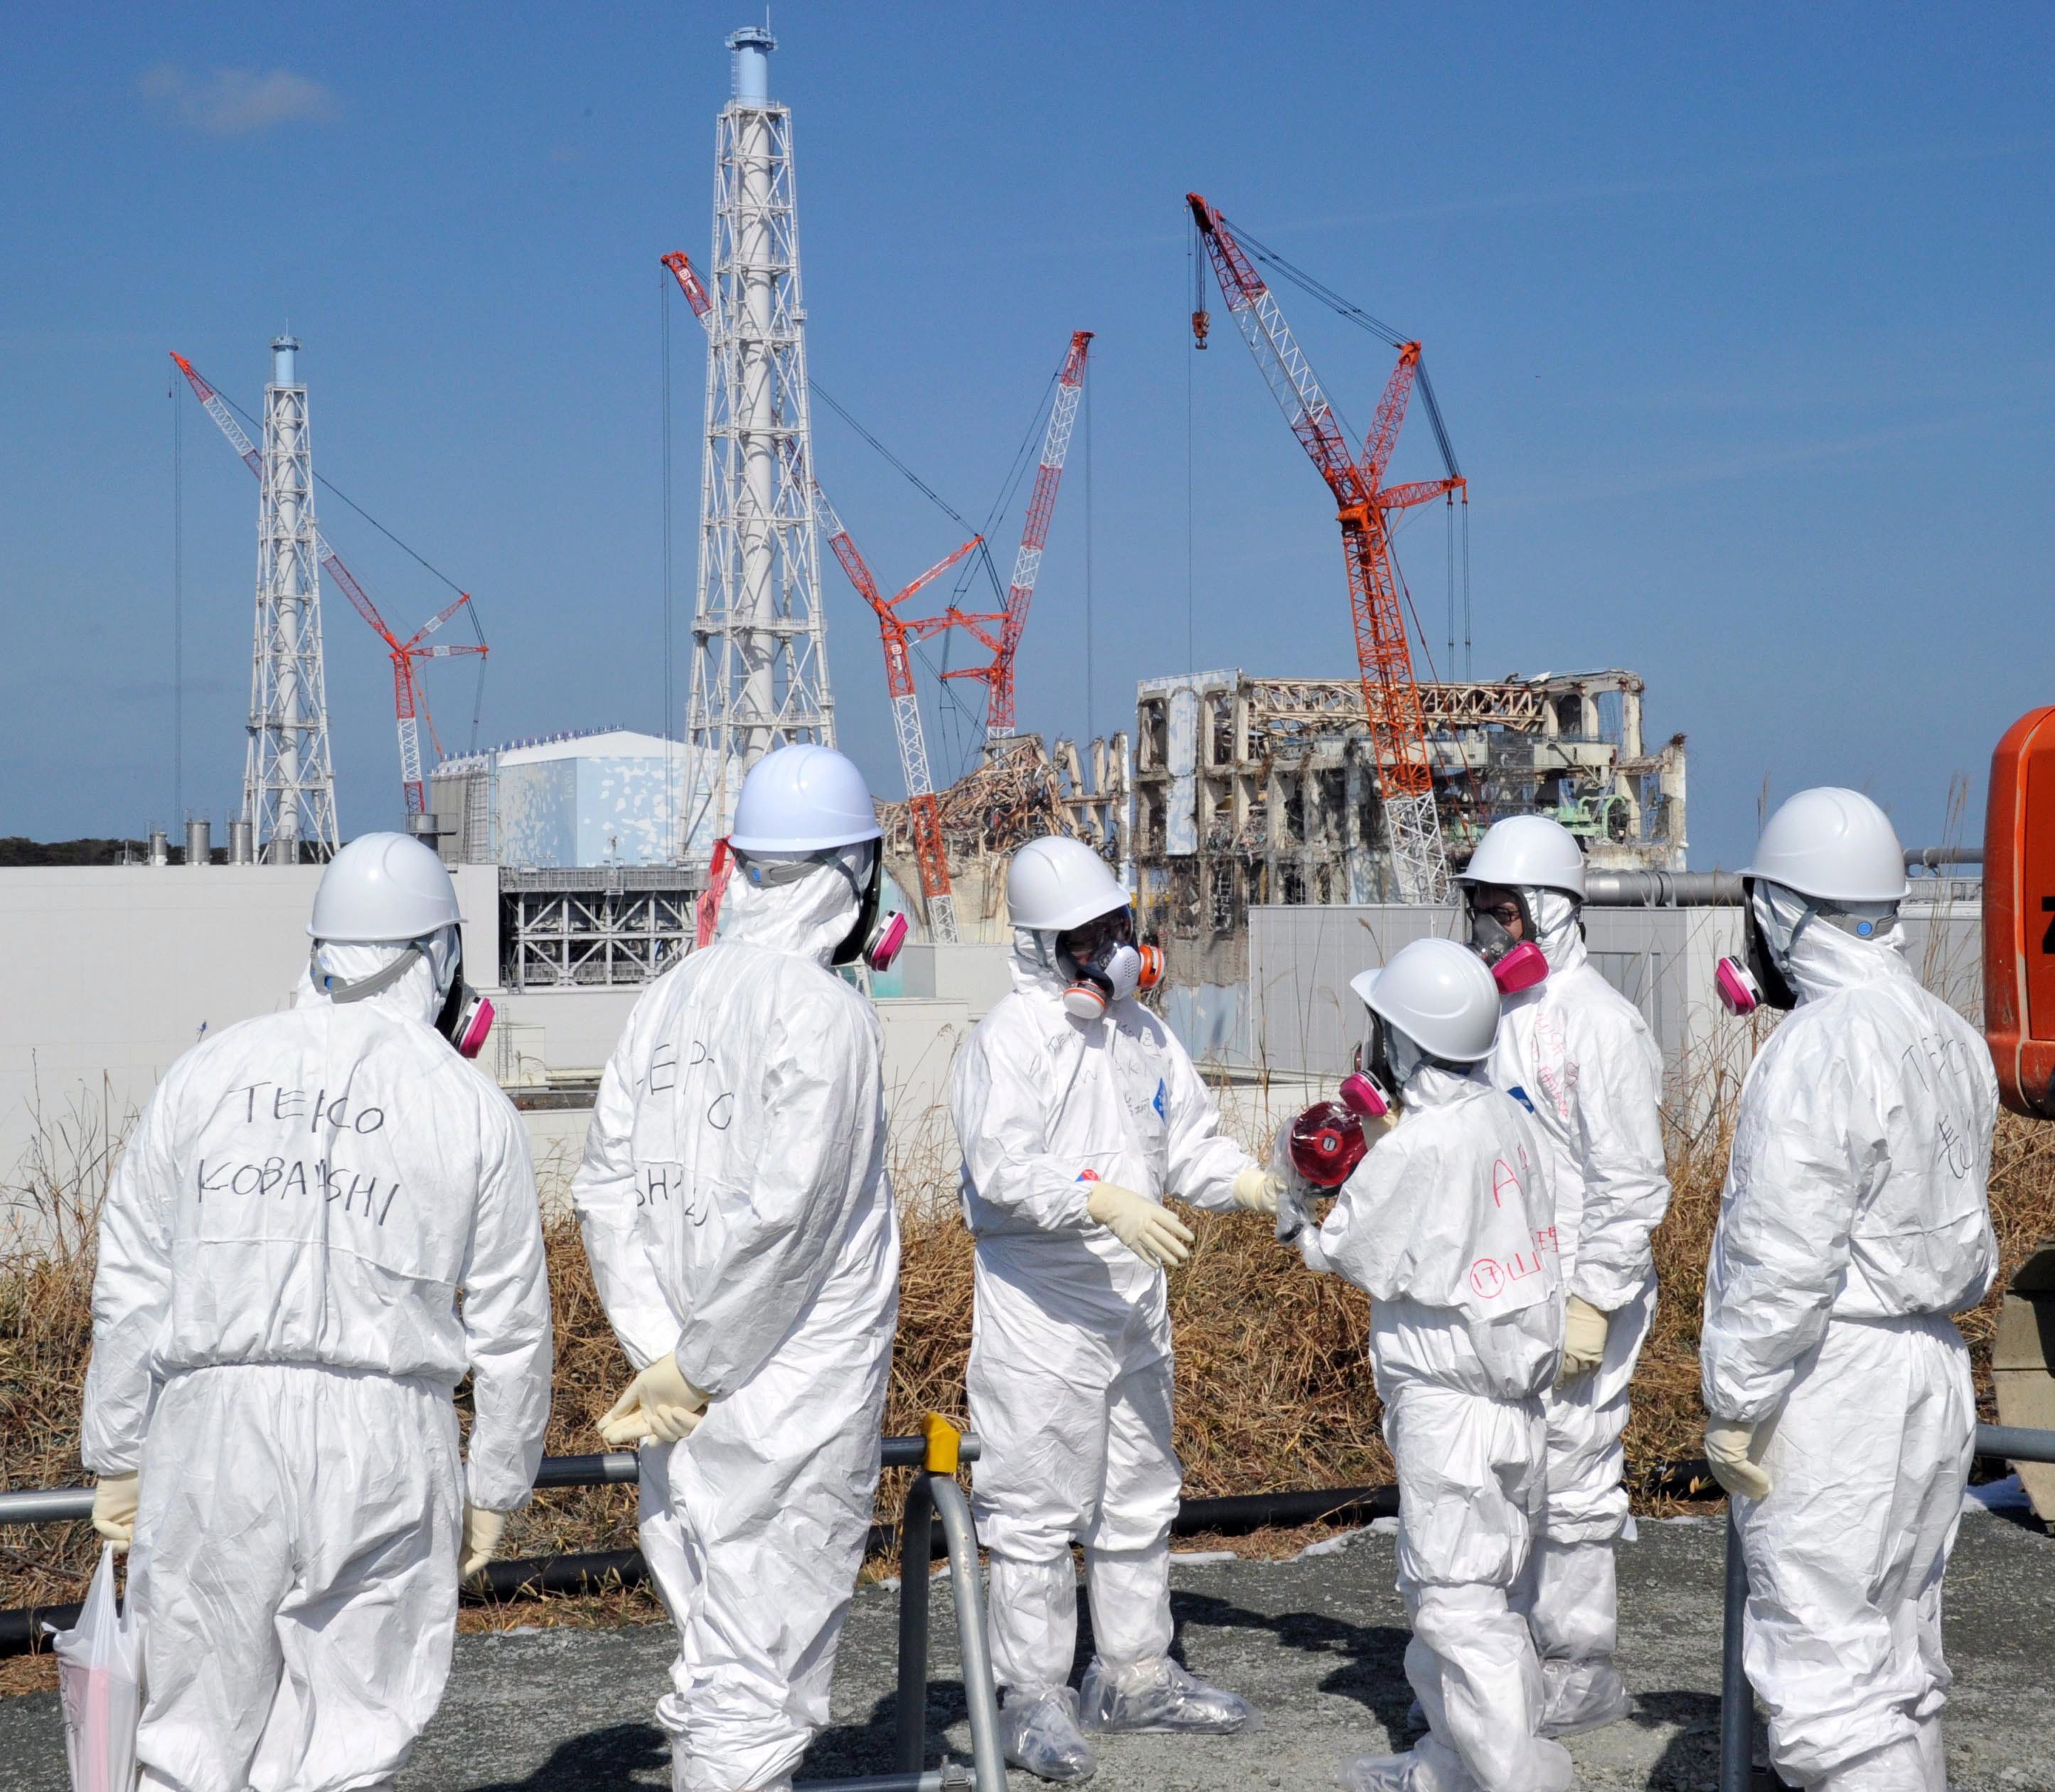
left=196, top=1156, right=402, bottom=1225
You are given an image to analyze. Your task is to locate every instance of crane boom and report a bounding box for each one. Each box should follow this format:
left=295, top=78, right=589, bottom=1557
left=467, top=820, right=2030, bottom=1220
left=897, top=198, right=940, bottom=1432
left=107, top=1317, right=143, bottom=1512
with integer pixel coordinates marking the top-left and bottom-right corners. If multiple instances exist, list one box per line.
left=171, top=351, right=486, bottom=818
left=989, top=330, right=1092, bottom=735
left=1186, top=195, right=1455, bottom=903
left=811, top=480, right=979, bottom=943
left=943, top=331, right=1093, bottom=737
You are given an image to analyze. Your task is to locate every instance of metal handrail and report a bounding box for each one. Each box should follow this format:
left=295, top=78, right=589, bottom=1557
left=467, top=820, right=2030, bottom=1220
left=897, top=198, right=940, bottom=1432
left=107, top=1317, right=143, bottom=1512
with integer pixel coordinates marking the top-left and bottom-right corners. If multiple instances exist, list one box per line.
left=0, top=1431, right=1003, bottom=1792
left=0, top=1435, right=978, bottom=1529
left=1718, top=1422, right=2055, bottom=1792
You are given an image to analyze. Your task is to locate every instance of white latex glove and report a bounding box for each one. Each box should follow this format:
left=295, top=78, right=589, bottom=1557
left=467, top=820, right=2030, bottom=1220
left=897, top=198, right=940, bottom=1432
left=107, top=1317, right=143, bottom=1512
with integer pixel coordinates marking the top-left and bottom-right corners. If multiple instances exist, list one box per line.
left=1086, top=1182, right=1195, bottom=1269
left=91, top=1473, right=139, bottom=1552
left=1232, top=1166, right=1283, bottom=1217
left=1556, top=1295, right=1610, bottom=1385
left=1704, top=1417, right=1773, bottom=1501
left=461, top=1504, right=508, bottom=1581
left=599, top=1353, right=712, bottom=1446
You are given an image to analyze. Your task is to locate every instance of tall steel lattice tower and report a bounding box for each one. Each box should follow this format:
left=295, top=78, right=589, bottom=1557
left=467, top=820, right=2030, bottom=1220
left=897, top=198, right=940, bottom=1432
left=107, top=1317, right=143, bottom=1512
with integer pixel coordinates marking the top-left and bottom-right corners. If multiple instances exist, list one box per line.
left=244, top=335, right=340, bottom=861
left=684, top=26, right=833, bottom=854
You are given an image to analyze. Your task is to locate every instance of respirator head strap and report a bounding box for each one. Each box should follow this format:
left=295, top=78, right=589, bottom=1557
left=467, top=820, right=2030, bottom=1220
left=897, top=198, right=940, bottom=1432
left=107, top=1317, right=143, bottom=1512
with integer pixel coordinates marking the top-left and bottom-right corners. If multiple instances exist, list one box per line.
left=311, top=942, right=425, bottom=1006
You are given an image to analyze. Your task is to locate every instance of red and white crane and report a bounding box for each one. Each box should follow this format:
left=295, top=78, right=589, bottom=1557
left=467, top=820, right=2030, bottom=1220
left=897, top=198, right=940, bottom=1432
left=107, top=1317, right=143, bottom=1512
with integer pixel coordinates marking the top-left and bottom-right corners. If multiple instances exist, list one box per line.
left=169, top=351, right=486, bottom=820
left=939, top=330, right=1094, bottom=737
left=812, top=486, right=981, bottom=942
left=1187, top=195, right=1459, bottom=902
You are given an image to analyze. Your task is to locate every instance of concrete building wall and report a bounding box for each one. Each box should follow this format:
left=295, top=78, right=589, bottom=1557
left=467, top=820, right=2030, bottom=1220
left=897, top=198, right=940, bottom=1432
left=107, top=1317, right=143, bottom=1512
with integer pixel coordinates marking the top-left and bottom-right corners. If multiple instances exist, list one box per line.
left=0, top=868, right=984, bottom=1219
left=0, top=864, right=501, bottom=1189
left=493, top=758, right=580, bottom=868
left=1242, top=900, right=1981, bottom=1109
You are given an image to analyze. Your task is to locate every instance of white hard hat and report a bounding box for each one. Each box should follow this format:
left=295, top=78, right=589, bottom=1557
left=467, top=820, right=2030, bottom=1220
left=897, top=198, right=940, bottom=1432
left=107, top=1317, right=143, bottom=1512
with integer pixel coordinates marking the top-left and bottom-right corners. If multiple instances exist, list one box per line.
left=308, top=832, right=462, bottom=942
left=1457, top=814, right=1586, bottom=899
left=1350, top=938, right=1500, bottom=1063
left=1742, top=786, right=1908, bottom=904
left=1007, top=836, right=1129, bottom=932
left=728, top=743, right=883, bottom=853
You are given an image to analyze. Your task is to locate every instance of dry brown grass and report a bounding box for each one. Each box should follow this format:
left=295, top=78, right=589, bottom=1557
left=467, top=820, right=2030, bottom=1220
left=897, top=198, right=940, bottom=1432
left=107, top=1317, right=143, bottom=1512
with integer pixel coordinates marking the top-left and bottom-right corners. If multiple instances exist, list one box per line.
left=6, top=1066, right=2054, bottom=1659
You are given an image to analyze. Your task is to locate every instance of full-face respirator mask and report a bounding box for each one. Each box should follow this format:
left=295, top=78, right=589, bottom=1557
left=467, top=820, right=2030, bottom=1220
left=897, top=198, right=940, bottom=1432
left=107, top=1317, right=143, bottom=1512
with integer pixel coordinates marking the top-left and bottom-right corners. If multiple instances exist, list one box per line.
left=1714, top=880, right=1896, bottom=1017
left=733, top=842, right=908, bottom=974
left=1055, top=906, right=1163, bottom=1021
left=1465, top=885, right=1551, bottom=996
left=312, top=934, right=496, bottom=1059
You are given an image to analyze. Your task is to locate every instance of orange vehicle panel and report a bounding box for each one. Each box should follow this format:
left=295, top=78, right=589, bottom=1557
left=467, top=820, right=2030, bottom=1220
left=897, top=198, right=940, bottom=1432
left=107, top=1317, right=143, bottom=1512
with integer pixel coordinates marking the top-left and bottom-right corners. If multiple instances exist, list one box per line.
left=1985, top=707, right=2055, bottom=1116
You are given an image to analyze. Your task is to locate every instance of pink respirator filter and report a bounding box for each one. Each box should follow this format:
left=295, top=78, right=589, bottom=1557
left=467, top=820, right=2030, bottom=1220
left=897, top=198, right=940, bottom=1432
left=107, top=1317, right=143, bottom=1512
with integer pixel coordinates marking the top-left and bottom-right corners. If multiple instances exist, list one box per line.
left=1714, top=957, right=1761, bottom=1017
left=1338, top=1070, right=1390, bottom=1121
left=1490, top=940, right=1549, bottom=996
left=865, top=912, right=909, bottom=974
left=454, top=995, right=495, bottom=1060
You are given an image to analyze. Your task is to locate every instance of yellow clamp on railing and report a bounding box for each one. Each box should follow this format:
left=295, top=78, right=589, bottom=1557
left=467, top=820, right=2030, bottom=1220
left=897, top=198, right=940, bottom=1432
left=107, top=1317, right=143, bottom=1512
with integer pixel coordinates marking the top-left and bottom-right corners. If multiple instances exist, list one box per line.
left=922, top=1412, right=962, bottom=1476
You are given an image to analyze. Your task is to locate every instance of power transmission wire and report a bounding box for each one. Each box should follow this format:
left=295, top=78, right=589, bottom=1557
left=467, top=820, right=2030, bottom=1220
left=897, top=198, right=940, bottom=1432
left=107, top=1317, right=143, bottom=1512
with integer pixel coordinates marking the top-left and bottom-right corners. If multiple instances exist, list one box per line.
left=662, top=267, right=676, bottom=858
left=1084, top=364, right=1095, bottom=744
left=210, top=384, right=471, bottom=599
left=171, top=376, right=184, bottom=824
left=1186, top=216, right=1197, bottom=675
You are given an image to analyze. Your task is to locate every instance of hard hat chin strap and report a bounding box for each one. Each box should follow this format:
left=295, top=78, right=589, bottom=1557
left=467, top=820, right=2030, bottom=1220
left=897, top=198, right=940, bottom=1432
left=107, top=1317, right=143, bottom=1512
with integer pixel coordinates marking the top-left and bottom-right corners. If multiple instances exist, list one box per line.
left=311, top=942, right=424, bottom=1005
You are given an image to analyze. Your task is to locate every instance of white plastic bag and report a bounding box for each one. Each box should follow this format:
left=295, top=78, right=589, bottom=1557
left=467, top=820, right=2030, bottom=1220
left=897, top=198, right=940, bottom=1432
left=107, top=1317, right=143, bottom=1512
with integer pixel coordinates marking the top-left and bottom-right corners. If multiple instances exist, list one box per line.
left=50, top=1543, right=142, bottom=1792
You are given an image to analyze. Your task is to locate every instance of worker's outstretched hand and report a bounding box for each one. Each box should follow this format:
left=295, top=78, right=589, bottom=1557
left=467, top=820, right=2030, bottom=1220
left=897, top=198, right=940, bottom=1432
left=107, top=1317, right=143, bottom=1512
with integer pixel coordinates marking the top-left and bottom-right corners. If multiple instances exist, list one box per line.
left=90, top=1473, right=139, bottom=1553
left=461, top=1504, right=508, bottom=1582
left=600, top=1353, right=712, bottom=1446
left=1704, top=1417, right=1773, bottom=1502
left=1086, top=1183, right=1195, bottom=1269
left=1556, top=1296, right=1611, bottom=1385
left=1232, top=1166, right=1284, bottom=1217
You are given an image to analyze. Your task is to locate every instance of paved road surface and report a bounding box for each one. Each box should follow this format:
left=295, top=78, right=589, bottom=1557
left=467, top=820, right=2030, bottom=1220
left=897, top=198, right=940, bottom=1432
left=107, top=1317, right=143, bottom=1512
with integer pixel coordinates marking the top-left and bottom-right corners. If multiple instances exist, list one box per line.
left=2, top=1501, right=2049, bottom=1789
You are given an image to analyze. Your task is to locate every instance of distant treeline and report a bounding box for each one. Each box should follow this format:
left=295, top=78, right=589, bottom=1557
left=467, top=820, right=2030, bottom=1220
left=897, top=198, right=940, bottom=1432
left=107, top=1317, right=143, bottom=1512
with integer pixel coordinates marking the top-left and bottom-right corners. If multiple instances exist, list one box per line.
left=0, top=838, right=154, bottom=866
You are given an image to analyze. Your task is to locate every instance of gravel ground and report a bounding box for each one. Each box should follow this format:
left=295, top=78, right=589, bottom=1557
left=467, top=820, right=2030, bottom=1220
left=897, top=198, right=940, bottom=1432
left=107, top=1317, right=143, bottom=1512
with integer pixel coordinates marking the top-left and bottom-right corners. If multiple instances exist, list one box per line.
left=1, top=1504, right=2050, bottom=1790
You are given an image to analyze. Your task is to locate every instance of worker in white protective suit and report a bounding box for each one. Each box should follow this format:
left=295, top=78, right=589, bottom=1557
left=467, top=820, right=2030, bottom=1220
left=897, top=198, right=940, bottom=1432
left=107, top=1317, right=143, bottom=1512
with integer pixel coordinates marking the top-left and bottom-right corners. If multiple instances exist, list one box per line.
left=1287, top=938, right=1574, bottom=1792
left=81, top=831, right=553, bottom=1792
left=949, top=835, right=1277, bottom=1783
left=1702, top=787, right=1997, bottom=1792
left=573, top=742, right=900, bottom=1792
left=1455, top=814, right=1671, bottom=1734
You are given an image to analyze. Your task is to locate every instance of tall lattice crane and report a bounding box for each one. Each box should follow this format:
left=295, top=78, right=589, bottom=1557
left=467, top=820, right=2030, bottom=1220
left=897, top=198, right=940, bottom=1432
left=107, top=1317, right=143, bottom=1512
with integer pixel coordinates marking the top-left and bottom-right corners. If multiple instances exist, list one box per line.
left=813, top=488, right=980, bottom=942
left=940, top=330, right=1093, bottom=737
left=668, top=248, right=979, bottom=937
left=1187, top=194, right=1461, bottom=902
left=169, top=351, right=486, bottom=821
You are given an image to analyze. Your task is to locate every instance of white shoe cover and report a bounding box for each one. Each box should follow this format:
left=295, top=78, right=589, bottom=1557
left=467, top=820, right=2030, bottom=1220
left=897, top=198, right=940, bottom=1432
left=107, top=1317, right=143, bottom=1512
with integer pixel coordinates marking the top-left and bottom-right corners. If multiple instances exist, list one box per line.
left=1337, top=1751, right=1418, bottom=1792
left=1077, top=1654, right=1258, bottom=1734
left=1538, top=1655, right=1638, bottom=1735
left=1000, top=1686, right=1098, bottom=1783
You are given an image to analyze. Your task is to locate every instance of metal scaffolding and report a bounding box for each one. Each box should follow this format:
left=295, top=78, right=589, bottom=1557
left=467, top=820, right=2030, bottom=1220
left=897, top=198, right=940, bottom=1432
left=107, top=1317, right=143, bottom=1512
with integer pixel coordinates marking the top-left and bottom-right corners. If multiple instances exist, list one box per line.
left=243, top=336, right=339, bottom=860
left=683, top=26, right=833, bottom=858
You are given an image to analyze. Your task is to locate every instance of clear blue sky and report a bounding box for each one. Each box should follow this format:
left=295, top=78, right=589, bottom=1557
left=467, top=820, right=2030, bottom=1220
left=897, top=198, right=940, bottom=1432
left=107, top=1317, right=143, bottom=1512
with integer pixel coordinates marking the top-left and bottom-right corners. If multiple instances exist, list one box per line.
left=3, top=3, right=2049, bottom=867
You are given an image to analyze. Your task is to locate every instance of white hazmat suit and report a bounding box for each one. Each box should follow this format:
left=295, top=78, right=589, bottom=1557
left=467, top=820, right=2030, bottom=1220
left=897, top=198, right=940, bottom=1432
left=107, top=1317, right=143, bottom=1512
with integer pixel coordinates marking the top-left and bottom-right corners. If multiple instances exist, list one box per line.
left=1481, top=887, right=1670, bottom=1732
left=949, top=927, right=1256, bottom=1770
left=574, top=848, right=898, bottom=1792
left=82, top=939, right=553, bottom=1792
left=1703, top=885, right=1996, bottom=1791
left=1303, top=1062, right=1574, bottom=1792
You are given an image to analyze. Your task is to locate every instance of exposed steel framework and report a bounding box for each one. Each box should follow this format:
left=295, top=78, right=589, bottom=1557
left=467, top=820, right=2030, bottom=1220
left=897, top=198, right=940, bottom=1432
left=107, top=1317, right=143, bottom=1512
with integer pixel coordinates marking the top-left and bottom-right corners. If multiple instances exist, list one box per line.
left=1187, top=194, right=1459, bottom=902
left=669, top=247, right=975, bottom=935
left=682, top=34, right=835, bottom=863
left=939, top=331, right=1093, bottom=737
left=171, top=352, right=486, bottom=821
